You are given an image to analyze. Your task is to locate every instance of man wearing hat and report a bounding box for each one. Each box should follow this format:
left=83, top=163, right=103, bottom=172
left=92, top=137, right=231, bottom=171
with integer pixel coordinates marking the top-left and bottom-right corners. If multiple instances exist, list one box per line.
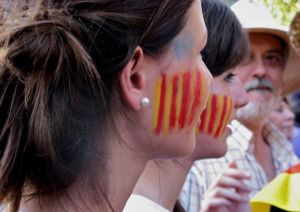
left=180, top=1, right=300, bottom=211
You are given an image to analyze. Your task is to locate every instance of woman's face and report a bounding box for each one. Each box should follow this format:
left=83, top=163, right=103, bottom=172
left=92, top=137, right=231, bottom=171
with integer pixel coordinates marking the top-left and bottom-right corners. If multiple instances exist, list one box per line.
left=139, top=0, right=212, bottom=159
left=191, top=69, right=249, bottom=160
left=268, top=99, right=295, bottom=141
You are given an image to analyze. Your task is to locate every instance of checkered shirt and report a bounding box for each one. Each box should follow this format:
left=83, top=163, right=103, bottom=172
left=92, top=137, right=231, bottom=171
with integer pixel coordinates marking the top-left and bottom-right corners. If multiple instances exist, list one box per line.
left=180, top=120, right=299, bottom=212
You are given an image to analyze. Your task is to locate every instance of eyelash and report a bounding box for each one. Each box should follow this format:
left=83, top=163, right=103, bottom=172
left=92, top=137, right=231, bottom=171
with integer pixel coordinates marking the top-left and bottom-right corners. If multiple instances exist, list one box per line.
left=224, top=73, right=236, bottom=83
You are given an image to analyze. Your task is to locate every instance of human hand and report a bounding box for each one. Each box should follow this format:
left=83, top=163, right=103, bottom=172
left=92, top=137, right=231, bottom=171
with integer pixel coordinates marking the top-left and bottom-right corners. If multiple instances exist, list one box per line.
left=201, top=162, right=251, bottom=212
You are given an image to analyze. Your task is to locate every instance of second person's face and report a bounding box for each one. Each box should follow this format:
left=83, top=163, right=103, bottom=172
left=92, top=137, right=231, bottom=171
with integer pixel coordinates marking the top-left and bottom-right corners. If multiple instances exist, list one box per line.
left=191, top=69, right=248, bottom=160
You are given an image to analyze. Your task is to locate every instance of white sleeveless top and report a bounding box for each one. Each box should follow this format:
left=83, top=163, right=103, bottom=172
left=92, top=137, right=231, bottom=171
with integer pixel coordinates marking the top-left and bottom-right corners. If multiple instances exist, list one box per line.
left=123, top=194, right=169, bottom=212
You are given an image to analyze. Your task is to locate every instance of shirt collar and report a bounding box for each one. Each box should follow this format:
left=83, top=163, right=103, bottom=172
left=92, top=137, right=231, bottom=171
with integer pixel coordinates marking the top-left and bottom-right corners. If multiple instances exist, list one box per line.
left=228, top=120, right=293, bottom=164
left=263, top=121, right=295, bottom=165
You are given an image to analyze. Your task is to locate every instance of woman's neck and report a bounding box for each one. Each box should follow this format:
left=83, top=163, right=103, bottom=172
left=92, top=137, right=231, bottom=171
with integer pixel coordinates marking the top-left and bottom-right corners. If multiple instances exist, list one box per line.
left=106, top=140, right=149, bottom=211
left=133, top=158, right=193, bottom=211
left=22, top=137, right=148, bottom=212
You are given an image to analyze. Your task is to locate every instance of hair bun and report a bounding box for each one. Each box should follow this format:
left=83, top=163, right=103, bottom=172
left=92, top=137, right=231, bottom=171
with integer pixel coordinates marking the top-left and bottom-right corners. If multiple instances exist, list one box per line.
left=1, top=52, right=26, bottom=84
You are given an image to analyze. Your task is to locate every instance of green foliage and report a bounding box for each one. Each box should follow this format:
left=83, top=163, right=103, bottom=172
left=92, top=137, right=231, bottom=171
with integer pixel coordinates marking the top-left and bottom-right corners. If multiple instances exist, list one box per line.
left=262, top=0, right=300, bottom=26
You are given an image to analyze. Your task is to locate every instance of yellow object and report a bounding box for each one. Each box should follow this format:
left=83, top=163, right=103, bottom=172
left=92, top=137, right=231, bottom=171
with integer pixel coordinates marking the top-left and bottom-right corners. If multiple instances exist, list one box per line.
left=250, top=163, right=300, bottom=212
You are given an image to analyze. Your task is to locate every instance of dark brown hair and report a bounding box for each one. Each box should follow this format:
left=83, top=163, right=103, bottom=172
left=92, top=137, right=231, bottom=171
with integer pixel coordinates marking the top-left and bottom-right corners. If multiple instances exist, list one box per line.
left=201, top=0, right=249, bottom=77
left=0, top=0, right=194, bottom=211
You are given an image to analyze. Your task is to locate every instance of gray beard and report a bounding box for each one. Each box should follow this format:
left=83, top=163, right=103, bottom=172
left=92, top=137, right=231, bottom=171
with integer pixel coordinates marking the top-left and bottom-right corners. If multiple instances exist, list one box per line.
left=236, top=94, right=279, bottom=125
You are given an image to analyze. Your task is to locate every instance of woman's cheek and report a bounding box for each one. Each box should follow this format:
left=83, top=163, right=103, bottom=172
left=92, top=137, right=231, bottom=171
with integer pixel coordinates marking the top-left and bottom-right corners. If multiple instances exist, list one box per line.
left=153, top=70, right=209, bottom=135
left=197, top=94, right=234, bottom=138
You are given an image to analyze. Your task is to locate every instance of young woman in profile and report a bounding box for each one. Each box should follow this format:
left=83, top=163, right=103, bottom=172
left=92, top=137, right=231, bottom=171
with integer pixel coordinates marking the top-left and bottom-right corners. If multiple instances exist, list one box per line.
left=124, top=0, right=251, bottom=211
left=0, top=0, right=212, bottom=211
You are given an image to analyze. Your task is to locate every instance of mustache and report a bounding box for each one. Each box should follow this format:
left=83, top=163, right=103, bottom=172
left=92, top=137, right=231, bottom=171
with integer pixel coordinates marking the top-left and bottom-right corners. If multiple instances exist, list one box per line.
left=244, top=78, right=274, bottom=92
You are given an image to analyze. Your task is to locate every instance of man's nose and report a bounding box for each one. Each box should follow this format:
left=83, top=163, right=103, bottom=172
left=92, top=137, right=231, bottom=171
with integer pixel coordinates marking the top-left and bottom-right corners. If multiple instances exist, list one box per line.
left=252, top=59, right=267, bottom=78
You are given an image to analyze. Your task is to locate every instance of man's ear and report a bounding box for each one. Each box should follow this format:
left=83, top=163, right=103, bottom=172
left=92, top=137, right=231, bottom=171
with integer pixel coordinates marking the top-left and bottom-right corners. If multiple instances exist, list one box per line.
left=119, top=47, right=146, bottom=111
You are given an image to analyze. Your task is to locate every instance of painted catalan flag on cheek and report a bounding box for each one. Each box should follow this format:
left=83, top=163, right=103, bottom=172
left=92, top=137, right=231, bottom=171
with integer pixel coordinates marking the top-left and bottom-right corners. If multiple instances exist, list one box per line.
left=153, top=71, right=207, bottom=135
left=250, top=163, right=300, bottom=212
left=197, top=94, right=234, bottom=138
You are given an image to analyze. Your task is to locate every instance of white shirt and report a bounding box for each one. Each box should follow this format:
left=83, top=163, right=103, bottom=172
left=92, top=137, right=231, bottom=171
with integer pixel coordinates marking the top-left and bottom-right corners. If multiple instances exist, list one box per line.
left=124, top=194, right=169, bottom=212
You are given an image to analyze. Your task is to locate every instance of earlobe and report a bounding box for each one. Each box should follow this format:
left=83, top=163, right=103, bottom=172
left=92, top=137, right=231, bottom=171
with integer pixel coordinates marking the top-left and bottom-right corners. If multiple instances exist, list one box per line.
left=118, top=47, right=146, bottom=111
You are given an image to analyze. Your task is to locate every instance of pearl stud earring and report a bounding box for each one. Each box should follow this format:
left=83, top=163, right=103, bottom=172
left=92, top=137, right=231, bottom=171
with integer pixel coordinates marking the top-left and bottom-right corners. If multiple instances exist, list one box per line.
left=140, top=97, right=150, bottom=107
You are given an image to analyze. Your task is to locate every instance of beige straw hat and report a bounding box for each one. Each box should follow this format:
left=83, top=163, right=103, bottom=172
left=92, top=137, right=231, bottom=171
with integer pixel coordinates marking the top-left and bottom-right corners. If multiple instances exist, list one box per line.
left=231, top=0, right=300, bottom=95
left=290, top=12, right=300, bottom=56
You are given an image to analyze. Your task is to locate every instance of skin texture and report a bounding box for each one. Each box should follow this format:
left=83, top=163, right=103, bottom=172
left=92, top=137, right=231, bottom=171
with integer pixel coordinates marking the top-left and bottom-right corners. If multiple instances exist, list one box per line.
left=268, top=98, right=295, bottom=141
left=236, top=33, right=284, bottom=126
left=192, top=70, right=249, bottom=159
left=133, top=0, right=212, bottom=159
left=235, top=34, right=284, bottom=104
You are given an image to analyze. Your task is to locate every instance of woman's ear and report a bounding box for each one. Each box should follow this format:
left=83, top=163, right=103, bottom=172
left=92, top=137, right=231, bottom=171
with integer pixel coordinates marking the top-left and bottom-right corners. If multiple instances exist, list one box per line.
left=119, top=47, right=146, bottom=111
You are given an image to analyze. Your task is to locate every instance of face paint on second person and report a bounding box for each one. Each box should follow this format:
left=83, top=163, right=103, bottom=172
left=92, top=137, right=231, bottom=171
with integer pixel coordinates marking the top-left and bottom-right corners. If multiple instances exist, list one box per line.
left=197, top=93, right=234, bottom=138
left=191, top=71, right=248, bottom=160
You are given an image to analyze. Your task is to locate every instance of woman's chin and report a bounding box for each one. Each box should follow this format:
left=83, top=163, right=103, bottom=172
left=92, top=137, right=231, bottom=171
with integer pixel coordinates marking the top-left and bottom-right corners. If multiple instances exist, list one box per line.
left=193, top=134, right=228, bottom=160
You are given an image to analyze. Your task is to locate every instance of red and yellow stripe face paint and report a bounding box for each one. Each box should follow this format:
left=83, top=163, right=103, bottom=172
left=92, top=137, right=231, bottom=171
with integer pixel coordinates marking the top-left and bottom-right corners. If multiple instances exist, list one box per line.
left=153, top=71, right=208, bottom=135
left=197, top=94, right=234, bottom=138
